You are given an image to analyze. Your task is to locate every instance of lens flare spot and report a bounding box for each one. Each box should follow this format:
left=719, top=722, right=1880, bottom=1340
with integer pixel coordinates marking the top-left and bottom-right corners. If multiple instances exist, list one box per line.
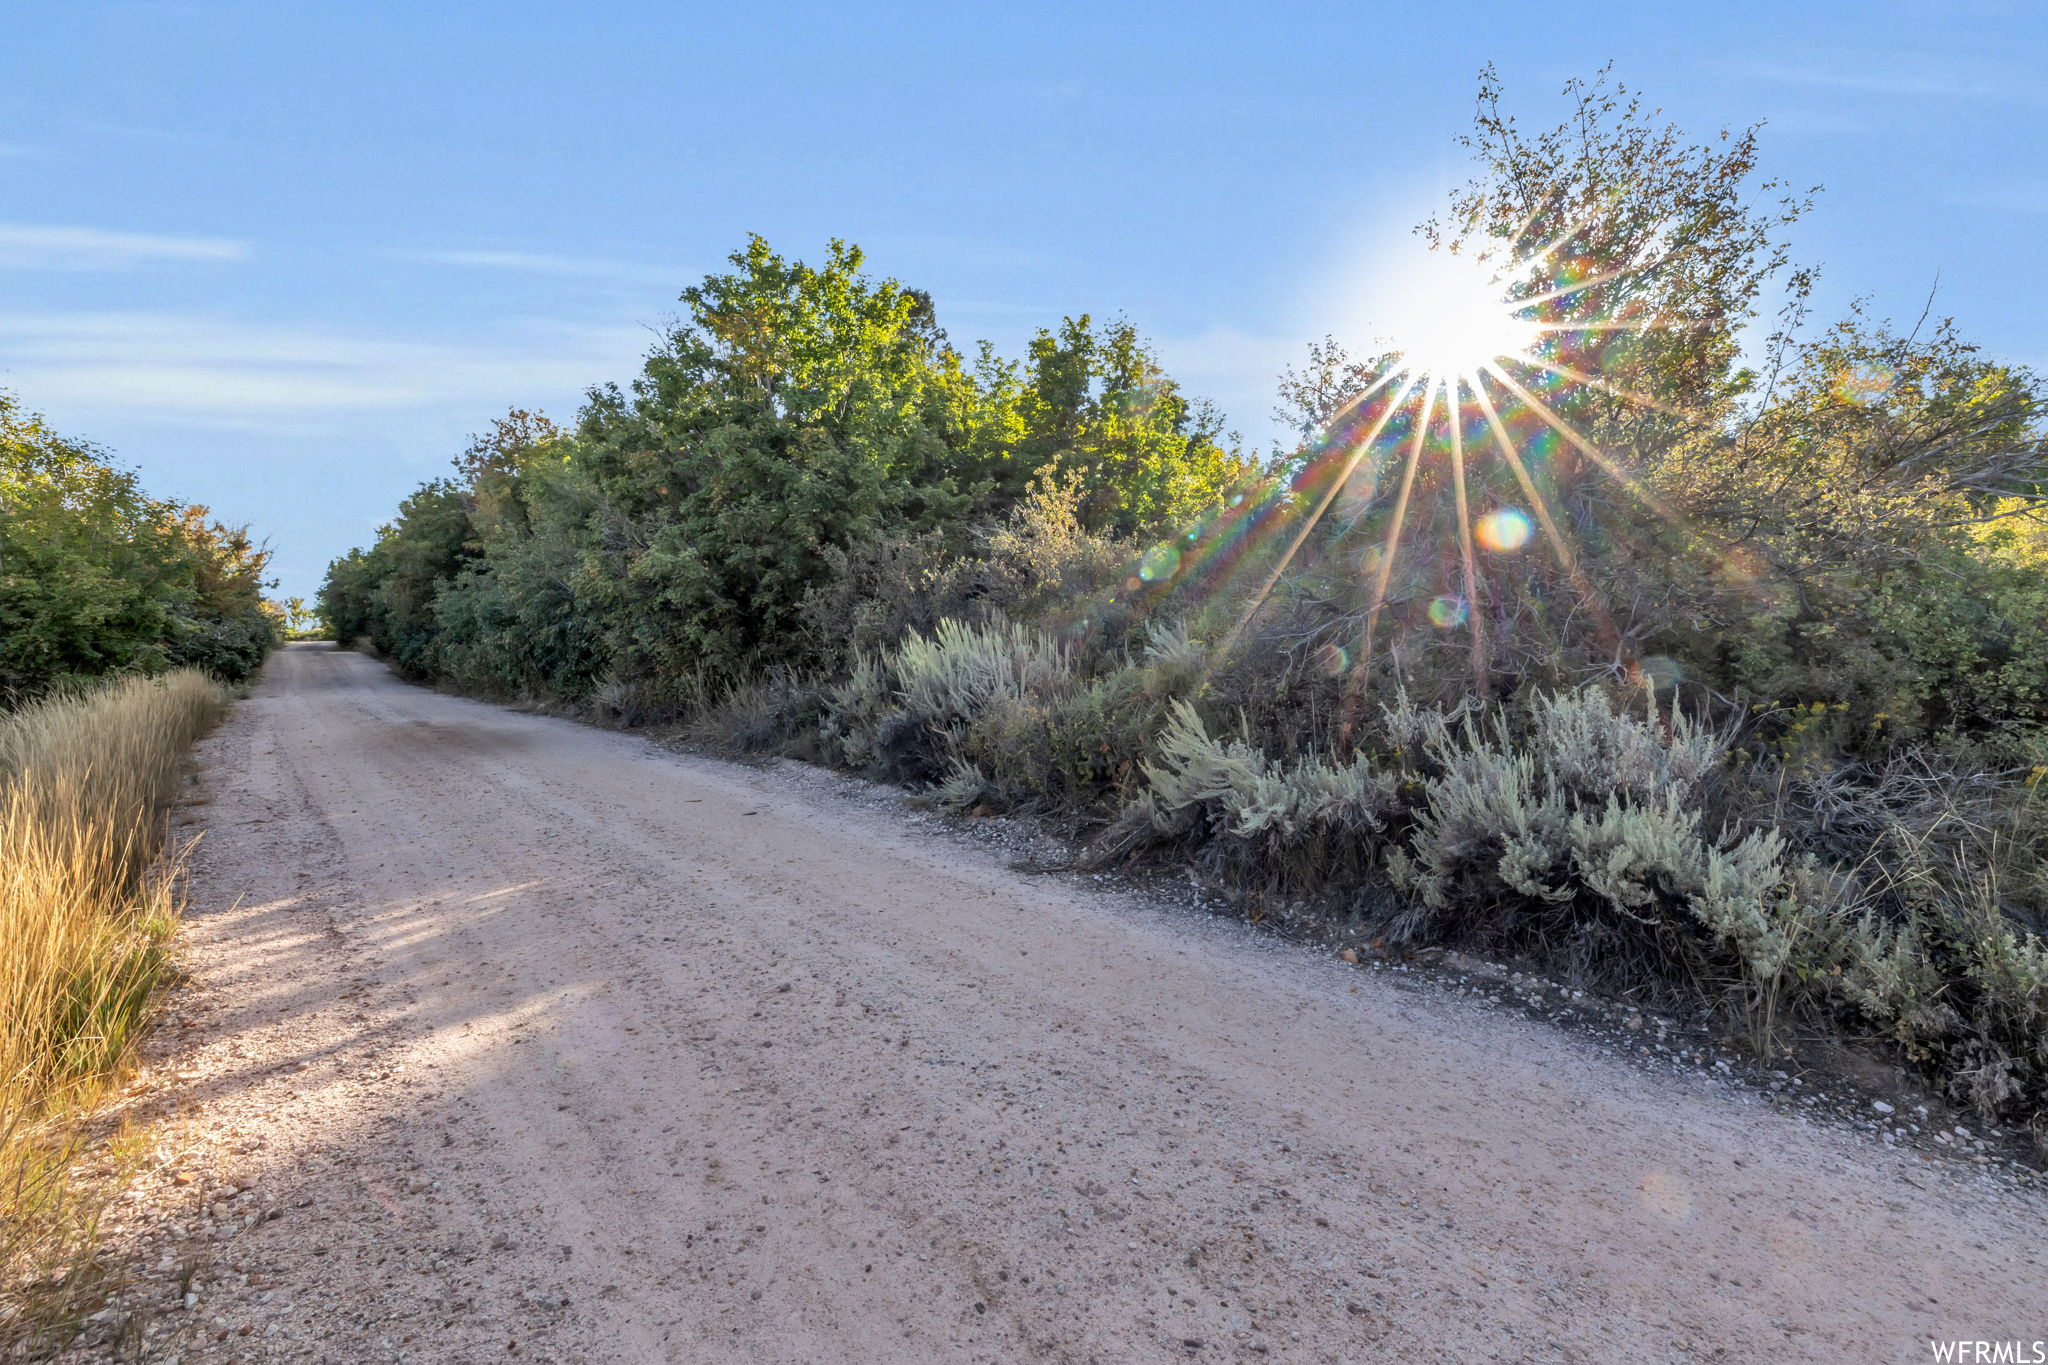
left=1313, top=643, right=1350, bottom=677
left=1833, top=361, right=1895, bottom=406
left=1138, top=543, right=1182, bottom=582
left=1763, top=1215, right=1819, bottom=1263
left=1426, top=595, right=1468, bottom=628
left=1640, top=655, right=1683, bottom=690
left=1718, top=547, right=1767, bottom=584
left=1637, top=1170, right=1695, bottom=1224
left=1475, top=508, right=1534, bottom=552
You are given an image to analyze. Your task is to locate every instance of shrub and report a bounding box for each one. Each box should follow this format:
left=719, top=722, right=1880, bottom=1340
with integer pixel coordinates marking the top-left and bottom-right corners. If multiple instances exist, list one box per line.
left=680, top=669, right=827, bottom=758
left=801, top=467, right=1134, bottom=671
left=1828, top=840, right=2048, bottom=1130
left=1102, top=680, right=2048, bottom=1137
left=1120, top=685, right=1830, bottom=1005
left=1117, top=699, right=1396, bottom=892
left=823, top=618, right=1070, bottom=782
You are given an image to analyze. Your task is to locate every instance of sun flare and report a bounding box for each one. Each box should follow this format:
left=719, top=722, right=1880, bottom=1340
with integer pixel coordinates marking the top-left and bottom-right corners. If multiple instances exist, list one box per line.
left=1378, top=246, right=1539, bottom=379
left=1201, top=210, right=1694, bottom=720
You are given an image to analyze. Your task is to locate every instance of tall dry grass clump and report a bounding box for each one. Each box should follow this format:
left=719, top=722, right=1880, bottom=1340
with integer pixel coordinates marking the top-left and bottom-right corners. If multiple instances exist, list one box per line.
left=0, top=669, right=223, bottom=1341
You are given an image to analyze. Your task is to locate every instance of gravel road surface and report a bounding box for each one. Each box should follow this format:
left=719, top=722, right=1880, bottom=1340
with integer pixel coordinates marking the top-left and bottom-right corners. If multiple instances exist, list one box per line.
left=112, top=643, right=2045, bottom=1363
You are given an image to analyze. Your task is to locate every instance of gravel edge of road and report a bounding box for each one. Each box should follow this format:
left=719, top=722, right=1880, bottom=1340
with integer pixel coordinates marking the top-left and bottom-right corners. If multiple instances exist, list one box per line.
left=716, top=748, right=2048, bottom=1190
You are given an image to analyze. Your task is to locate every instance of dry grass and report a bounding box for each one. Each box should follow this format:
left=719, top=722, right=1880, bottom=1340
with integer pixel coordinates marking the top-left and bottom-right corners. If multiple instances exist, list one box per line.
left=0, top=670, right=224, bottom=1349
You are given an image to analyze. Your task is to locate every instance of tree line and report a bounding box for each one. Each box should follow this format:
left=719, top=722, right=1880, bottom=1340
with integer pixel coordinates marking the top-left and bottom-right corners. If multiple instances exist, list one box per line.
left=1, top=391, right=277, bottom=703
left=320, top=235, right=1251, bottom=696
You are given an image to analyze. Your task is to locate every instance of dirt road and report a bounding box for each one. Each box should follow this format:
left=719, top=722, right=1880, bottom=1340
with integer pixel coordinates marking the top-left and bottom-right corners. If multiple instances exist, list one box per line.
left=117, top=643, right=2042, bottom=1363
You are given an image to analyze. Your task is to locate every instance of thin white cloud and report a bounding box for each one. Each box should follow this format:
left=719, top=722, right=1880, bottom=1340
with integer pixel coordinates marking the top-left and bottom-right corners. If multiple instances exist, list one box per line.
left=0, top=222, right=247, bottom=270
left=74, top=117, right=216, bottom=145
left=0, top=306, right=1293, bottom=444
left=0, top=311, right=652, bottom=428
left=1950, top=182, right=2048, bottom=215
left=411, top=248, right=689, bottom=285
left=1735, top=59, right=2039, bottom=105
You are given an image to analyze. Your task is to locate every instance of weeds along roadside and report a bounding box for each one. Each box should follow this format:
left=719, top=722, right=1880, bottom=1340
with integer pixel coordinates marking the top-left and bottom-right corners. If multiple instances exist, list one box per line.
left=0, top=670, right=226, bottom=1351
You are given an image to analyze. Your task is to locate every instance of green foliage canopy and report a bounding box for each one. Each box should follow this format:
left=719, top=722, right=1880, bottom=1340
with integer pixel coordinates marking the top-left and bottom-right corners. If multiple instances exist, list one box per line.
left=322, top=236, right=1253, bottom=706
left=0, top=390, right=276, bottom=700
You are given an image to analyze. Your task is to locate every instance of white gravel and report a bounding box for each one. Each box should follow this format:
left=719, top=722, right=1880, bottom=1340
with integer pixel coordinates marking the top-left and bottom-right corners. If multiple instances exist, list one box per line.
left=63, top=643, right=2048, bottom=1363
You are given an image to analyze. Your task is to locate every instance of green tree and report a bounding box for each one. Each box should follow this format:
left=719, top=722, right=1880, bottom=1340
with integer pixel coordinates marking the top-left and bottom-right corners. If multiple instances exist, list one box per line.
left=1, top=389, right=275, bottom=698
left=1435, top=64, right=1816, bottom=445
left=1017, top=315, right=1251, bottom=535
left=565, top=236, right=985, bottom=693
left=316, top=481, right=473, bottom=675
left=434, top=409, right=608, bottom=698
left=321, top=237, right=1250, bottom=708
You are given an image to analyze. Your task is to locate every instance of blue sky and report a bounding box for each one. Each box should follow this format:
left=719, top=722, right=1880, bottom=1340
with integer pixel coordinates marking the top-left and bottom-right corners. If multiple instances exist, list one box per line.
left=3, top=0, right=2043, bottom=602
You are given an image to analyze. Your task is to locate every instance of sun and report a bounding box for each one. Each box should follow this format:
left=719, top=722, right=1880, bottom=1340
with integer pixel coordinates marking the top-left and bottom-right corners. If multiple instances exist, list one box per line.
left=1379, top=244, right=1539, bottom=379
left=1202, top=203, right=1694, bottom=723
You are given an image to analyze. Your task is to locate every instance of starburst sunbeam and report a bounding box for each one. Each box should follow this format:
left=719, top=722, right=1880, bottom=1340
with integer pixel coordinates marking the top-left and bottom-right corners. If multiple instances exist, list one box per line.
left=1340, top=379, right=1439, bottom=739
left=1208, top=369, right=1424, bottom=668
left=1508, top=352, right=1694, bottom=419
left=1195, top=205, right=1725, bottom=730
left=1446, top=376, right=1487, bottom=695
left=1468, top=372, right=1623, bottom=661
left=1510, top=244, right=1688, bottom=314
left=1481, top=362, right=1687, bottom=525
